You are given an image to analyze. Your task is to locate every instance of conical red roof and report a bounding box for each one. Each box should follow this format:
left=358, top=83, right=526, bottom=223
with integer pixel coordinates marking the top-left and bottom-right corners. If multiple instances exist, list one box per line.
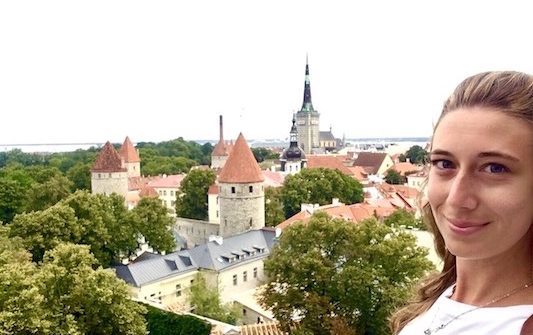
left=91, top=141, right=127, bottom=172
left=212, top=139, right=228, bottom=156
left=119, top=136, right=140, bottom=162
left=218, top=133, right=264, bottom=183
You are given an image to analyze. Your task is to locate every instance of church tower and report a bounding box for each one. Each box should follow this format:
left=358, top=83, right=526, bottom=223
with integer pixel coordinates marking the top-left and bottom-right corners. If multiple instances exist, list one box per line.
left=218, top=133, right=265, bottom=237
left=91, top=141, right=128, bottom=197
left=295, top=56, right=320, bottom=154
left=119, top=136, right=141, bottom=178
left=280, top=114, right=307, bottom=174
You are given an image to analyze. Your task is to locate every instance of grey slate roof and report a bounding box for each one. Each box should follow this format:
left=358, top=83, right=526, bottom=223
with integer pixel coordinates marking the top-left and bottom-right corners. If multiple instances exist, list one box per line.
left=114, top=228, right=278, bottom=287
left=319, top=131, right=336, bottom=142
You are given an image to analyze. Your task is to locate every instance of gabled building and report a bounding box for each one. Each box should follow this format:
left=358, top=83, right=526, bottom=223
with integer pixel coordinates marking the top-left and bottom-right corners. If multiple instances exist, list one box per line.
left=114, top=228, right=277, bottom=310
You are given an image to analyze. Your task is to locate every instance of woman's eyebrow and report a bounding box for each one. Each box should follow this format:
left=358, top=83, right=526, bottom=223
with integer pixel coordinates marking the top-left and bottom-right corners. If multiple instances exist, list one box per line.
left=478, top=151, right=520, bottom=162
left=429, top=149, right=452, bottom=156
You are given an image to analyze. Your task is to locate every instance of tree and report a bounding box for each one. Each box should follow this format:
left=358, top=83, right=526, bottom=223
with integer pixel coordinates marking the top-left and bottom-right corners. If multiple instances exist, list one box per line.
left=8, top=190, right=175, bottom=266
left=259, top=212, right=433, bottom=335
left=0, top=239, right=147, bottom=334
left=0, top=177, right=28, bottom=224
left=175, top=169, right=217, bottom=220
left=281, top=168, right=364, bottom=218
left=26, top=175, right=73, bottom=212
left=265, top=187, right=285, bottom=227
left=398, top=154, right=407, bottom=163
left=384, top=169, right=404, bottom=185
left=405, top=145, right=427, bottom=165
left=189, top=273, right=241, bottom=325
left=132, top=197, right=176, bottom=252
left=383, top=208, right=426, bottom=231
left=144, top=303, right=211, bottom=335
left=66, top=162, right=91, bottom=191
left=251, top=147, right=279, bottom=163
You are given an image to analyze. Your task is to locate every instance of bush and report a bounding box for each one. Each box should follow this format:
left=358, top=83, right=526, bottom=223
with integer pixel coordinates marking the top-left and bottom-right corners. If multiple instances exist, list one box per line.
left=143, top=303, right=212, bottom=335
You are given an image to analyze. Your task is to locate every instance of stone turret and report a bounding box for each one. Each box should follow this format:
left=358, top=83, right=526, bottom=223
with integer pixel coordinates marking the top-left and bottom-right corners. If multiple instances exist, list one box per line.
left=119, top=136, right=141, bottom=178
left=218, top=133, right=265, bottom=237
left=91, top=141, right=128, bottom=197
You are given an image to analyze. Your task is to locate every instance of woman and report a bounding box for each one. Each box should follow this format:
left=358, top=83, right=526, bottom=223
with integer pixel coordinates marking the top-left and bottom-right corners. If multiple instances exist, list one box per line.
left=391, top=71, right=533, bottom=334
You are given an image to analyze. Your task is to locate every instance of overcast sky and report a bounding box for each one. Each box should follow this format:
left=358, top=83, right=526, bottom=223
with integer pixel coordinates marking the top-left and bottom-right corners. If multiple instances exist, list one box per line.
left=2, top=0, right=533, bottom=145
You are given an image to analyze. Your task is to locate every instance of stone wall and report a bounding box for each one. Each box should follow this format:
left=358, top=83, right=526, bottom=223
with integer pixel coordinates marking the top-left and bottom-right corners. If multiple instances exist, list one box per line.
left=174, top=217, right=220, bottom=247
left=219, top=182, right=264, bottom=237
left=91, top=171, right=128, bottom=197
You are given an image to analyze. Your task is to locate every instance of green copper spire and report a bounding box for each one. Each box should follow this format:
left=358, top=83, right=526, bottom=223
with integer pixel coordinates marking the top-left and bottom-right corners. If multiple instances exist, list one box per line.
left=300, top=54, right=315, bottom=113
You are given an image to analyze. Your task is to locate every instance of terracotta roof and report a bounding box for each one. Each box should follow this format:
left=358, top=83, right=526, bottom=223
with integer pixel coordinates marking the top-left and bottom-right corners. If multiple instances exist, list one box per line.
left=119, top=136, right=140, bottom=163
left=91, top=141, right=126, bottom=172
left=139, top=185, right=158, bottom=198
left=351, top=152, right=388, bottom=174
left=212, top=140, right=234, bottom=157
left=262, top=170, right=286, bottom=187
left=390, top=162, right=420, bottom=176
left=276, top=201, right=401, bottom=231
left=208, top=184, right=219, bottom=194
left=148, top=174, right=185, bottom=188
left=218, top=133, right=264, bottom=184
left=240, top=322, right=288, bottom=335
left=306, top=155, right=354, bottom=176
left=347, top=166, right=368, bottom=181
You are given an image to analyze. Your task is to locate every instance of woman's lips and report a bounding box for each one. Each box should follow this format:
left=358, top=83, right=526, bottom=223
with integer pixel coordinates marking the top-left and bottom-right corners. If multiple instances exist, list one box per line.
left=447, top=218, right=489, bottom=235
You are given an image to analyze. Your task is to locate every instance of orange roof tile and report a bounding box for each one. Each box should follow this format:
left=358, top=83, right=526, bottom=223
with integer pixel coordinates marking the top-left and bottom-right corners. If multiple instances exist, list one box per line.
left=139, top=185, right=158, bottom=198
left=262, top=170, right=286, bottom=187
left=148, top=174, right=185, bottom=188
left=91, top=141, right=126, bottom=173
left=119, top=136, right=140, bottom=163
left=306, top=155, right=354, bottom=176
left=218, top=133, right=264, bottom=184
left=390, top=162, right=420, bottom=176
left=208, top=184, right=219, bottom=194
left=348, top=166, right=368, bottom=181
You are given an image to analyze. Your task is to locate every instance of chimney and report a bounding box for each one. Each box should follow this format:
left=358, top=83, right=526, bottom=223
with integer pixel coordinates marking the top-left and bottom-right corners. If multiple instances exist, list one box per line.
left=219, top=115, right=224, bottom=142
left=209, top=235, right=223, bottom=245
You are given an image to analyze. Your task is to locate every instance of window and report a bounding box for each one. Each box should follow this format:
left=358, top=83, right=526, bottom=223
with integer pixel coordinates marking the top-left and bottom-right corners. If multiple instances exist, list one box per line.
left=243, top=271, right=248, bottom=282
left=190, top=279, right=195, bottom=286
left=98, top=173, right=101, bottom=178
left=176, top=284, right=182, bottom=297
left=233, top=274, right=238, bottom=286
left=163, top=190, right=167, bottom=196
left=231, top=186, right=236, bottom=194
left=170, top=190, right=174, bottom=196
left=243, top=308, right=247, bottom=316
left=216, top=210, right=219, bottom=218
left=253, top=267, right=258, bottom=278
left=249, top=185, right=253, bottom=193
left=216, top=196, right=218, bottom=204
left=108, top=173, right=112, bottom=178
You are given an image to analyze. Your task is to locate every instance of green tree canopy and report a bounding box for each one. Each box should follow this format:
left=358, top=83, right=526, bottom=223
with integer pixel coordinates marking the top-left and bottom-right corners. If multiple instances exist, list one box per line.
left=265, top=186, right=285, bottom=227
left=383, top=208, right=426, bottom=231
left=0, top=241, right=147, bottom=335
left=259, top=212, right=433, bottom=335
left=175, top=169, right=217, bottom=220
left=251, top=147, right=279, bottom=163
left=144, top=303, right=211, bottom=335
left=189, top=273, right=240, bottom=325
left=384, top=169, right=404, bottom=185
left=280, top=168, right=364, bottom=218
left=405, top=145, right=428, bottom=165
left=8, top=190, right=175, bottom=266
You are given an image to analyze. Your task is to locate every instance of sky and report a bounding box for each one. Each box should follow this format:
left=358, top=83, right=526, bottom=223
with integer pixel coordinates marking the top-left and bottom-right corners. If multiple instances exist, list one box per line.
left=2, top=0, right=533, bottom=145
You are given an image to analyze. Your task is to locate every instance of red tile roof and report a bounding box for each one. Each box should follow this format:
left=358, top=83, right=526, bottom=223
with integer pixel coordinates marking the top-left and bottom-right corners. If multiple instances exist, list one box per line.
left=262, top=170, right=286, bottom=187
left=351, top=152, right=388, bottom=174
left=147, top=174, right=185, bottom=188
left=390, top=162, right=420, bottom=176
left=119, top=136, right=140, bottom=163
left=208, top=184, right=219, bottom=194
left=306, top=155, right=354, bottom=176
left=91, top=141, right=126, bottom=172
left=218, top=133, right=264, bottom=184
left=212, top=140, right=234, bottom=156
left=139, top=185, right=158, bottom=198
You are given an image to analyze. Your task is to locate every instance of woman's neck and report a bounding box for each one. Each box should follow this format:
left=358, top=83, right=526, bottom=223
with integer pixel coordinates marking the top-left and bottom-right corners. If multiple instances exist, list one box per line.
left=453, top=233, right=533, bottom=306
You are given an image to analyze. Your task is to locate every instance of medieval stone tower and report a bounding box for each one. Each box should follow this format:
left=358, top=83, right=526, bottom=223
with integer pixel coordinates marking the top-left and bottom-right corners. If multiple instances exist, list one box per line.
left=119, top=136, right=141, bottom=178
left=217, top=133, right=265, bottom=237
left=295, top=56, right=320, bottom=154
left=90, top=141, right=128, bottom=196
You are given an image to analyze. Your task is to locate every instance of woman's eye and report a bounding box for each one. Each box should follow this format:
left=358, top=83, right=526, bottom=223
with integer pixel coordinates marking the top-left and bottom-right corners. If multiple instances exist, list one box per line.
left=482, top=163, right=509, bottom=174
left=431, top=159, right=454, bottom=169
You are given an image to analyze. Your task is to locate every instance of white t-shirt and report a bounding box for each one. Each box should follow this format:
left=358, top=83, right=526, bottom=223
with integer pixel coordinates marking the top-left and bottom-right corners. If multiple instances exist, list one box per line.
left=398, top=285, right=533, bottom=334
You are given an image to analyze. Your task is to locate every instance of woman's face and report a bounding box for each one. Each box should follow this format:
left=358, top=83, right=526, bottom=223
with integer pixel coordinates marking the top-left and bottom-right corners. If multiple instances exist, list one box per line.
left=428, top=107, right=533, bottom=260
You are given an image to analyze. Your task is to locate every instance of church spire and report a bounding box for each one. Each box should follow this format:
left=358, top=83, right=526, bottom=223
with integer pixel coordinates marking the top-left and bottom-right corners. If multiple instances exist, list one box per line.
left=300, top=54, right=314, bottom=112
left=290, top=114, right=298, bottom=147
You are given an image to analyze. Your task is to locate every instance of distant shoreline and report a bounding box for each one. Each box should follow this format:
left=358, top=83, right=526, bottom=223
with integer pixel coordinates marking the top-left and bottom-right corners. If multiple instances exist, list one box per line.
left=1, top=137, right=430, bottom=153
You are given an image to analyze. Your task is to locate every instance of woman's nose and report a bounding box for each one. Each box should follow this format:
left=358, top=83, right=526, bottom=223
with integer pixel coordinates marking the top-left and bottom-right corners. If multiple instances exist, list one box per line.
left=446, top=171, right=478, bottom=210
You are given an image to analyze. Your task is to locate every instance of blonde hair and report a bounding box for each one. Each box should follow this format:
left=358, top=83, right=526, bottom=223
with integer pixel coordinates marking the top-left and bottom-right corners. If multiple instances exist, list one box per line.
left=390, top=71, right=533, bottom=334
